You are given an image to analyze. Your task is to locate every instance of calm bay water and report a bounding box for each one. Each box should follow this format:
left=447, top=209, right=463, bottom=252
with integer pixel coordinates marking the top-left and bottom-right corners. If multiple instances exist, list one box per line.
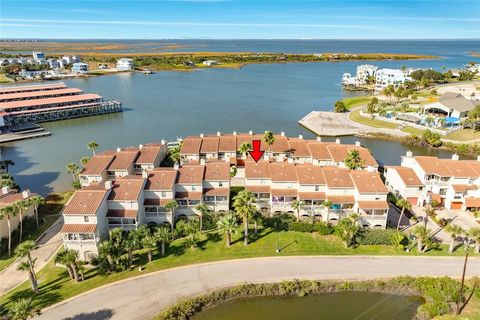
left=1, top=40, right=479, bottom=194
left=192, top=292, right=423, bottom=320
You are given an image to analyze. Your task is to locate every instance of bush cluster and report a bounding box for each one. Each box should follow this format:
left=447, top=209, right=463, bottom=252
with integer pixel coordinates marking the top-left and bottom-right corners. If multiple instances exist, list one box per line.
left=0, top=216, right=37, bottom=255
left=355, top=228, right=404, bottom=246
left=263, top=214, right=334, bottom=235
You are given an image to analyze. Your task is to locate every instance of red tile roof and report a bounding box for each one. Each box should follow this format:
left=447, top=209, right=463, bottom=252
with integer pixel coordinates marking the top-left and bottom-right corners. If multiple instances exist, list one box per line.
left=61, top=224, right=97, bottom=233
left=81, top=154, right=115, bottom=175
left=323, top=167, right=355, bottom=188
left=135, top=145, right=164, bottom=164
left=386, top=166, right=423, bottom=187
left=145, top=168, right=177, bottom=190
left=245, top=161, right=270, bottom=179
left=175, top=192, right=203, bottom=200
left=350, top=171, right=388, bottom=193
left=63, top=190, right=109, bottom=215
left=465, top=197, right=480, bottom=208
left=106, top=209, right=138, bottom=218
left=271, top=189, right=298, bottom=197
left=327, top=195, right=355, bottom=203
left=298, top=192, right=326, bottom=200
left=177, top=165, right=205, bottom=184
left=108, top=177, right=145, bottom=201
left=357, top=200, right=389, bottom=210
left=245, top=185, right=271, bottom=193
left=204, top=162, right=230, bottom=181
left=269, top=163, right=297, bottom=182
left=180, top=138, right=202, bottom=154
left=200, top=136, right=219, bottom=153
left=295, top=165, right=325, bottom=185
left=108, top=150, right=139, bottom=171
left=203, top=188, right=229, bottom=196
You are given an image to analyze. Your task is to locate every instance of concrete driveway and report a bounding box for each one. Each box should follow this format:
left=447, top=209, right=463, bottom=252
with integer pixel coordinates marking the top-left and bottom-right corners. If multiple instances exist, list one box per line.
left=37, top=256, right=480, bottom=320
left=436, top=209, right=479, bottom=230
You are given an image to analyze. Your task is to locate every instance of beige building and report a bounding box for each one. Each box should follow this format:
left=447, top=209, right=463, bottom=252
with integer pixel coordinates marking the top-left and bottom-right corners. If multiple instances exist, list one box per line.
left=0, top=187, right=36, bottom=240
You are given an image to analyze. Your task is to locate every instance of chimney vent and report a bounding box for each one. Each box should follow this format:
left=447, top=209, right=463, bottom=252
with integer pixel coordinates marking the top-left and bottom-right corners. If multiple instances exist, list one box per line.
left=161, top=139, right=166, bottom=145
left=452, top=153, right=459, bottom=161
left=217, top=131, right=221, bottom=136
left=316, top=136, right=322, bottom=142
left=1, top=186, right=10, bottom=195
left=116, top=147, right=121, bottom=152
left=142, top=170, right=148, bottom=179
left=22, top=189, right=31, bottom=199
left=335, top=138, right=341, bottom=144
left=200, top=133, right=204, bottom=138
left=139, top=144, right=143, bottom=149
left=355, top=141, right=361, bottom=147
left=248, top=130, right=253, bottom=135
left=104, top=181, right=113, bottom=190
left=174, top=163, right=180, bottom=170
left=406, top=150, right=413, bottom=158
left=298, top=134, right=303, bottom=139
left=233, top=131, right=237, bottom=136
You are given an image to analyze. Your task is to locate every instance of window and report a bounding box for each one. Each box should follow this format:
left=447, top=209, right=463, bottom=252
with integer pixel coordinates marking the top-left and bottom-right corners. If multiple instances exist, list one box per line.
left=83, top=216, right=89, bottom=223
left=439, top=189, right=447, bottom=196
left=161, top=191, right=166, bottom=197
left=315, top=185, right=320, bottom=191
left=419, top=187, right=423, bottom=191
left=192, top=185, right=197, bottom=191
left=219, top=182, right=224, bottom=187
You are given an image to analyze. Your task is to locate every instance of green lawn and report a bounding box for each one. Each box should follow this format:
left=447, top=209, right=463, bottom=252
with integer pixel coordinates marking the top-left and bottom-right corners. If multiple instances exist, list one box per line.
left=342, top=96, right=373, bottom=110
left=349, top=109, right=399, bottom=129
left=446, top=129, right=480, bottom=141
left=402, top=126, right=424, bottom=136
left=0, top=191, right=73, bottom=272
left=0, top=227, right=471, bottom=310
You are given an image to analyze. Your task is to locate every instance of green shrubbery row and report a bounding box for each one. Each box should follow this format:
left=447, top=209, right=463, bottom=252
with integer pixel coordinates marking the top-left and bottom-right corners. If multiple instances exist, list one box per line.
left=263, top=214, right=334, bottom=235
left=158, top=277, right=466, bottom=320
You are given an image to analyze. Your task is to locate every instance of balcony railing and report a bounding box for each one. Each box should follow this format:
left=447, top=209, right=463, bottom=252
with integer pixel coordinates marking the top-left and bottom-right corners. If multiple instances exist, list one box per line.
left=64, top=240, right=96, bottom=247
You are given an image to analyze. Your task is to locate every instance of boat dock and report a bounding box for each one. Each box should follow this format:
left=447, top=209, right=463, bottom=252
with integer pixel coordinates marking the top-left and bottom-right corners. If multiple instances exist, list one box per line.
left=299, top=111, right=363, bottom=136
left=0, top=128, right=51, bottom=144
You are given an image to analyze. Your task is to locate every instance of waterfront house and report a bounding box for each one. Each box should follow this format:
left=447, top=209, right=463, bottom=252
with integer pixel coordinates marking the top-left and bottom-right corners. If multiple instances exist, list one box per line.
left=375, top=68, right=411, bottom=90
left=0, top=187, right=36, bottom=241
left=116, top=58, right=134, bottom=71
left=385, top=151, right=480, bottom=211
left=202, top=60, right=218, bottom=66
left=32, top=52, right=46, bottom=63
left=342, top=64, right=378, bottom=87
left=72, top=62, right=88, bottom=74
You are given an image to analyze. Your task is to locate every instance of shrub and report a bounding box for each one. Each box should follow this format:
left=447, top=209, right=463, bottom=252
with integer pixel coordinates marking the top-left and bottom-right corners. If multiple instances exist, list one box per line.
left=356, top=229, right=405, bottom=246
left=314, top=222, right=335, bottom=235
left=288, top=222, right=315, bottom=233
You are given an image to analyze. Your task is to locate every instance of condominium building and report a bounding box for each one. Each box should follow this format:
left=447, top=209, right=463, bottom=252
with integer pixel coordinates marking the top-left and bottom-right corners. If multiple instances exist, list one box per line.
left=71, top=62, right=88, bottom=74
left=0, top=187, right=36, bottom=240
left=375, top=68, right=411, bottom=90
left=384, top=151, right=480, bottom=211
left=180, top=132, right=378, bottom=170
left=78, top=144, right=167, bottom=188
left=245, top=161, right=389, bottom=227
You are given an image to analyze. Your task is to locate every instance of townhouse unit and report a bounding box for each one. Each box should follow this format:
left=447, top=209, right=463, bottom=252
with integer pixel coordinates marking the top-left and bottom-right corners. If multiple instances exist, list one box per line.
left=180, top=132, right=378, bottom=170
left=78, top=143, right=167, bottom=187
left=384, top=151, right=480, bottom=211
left=63, top=161, right=231, bottom=260
left=0, top=187, right=36, bottom=240
left=244, top=161, right=389, bottom=227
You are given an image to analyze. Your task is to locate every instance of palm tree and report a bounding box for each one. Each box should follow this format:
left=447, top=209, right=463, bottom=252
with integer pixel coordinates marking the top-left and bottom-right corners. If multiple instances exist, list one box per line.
left=336, top=213, right=361, bottom=247
left=28, top=195, right=45, bottom=230
left=80, top=156, right=90, bottom=167
left=217, top=213, right=238, bottom=247
left=168, top=146, right=181, bottom=164
left=262, top=131, right=275, bottom=156
left=468, top=227, right=480, bottom=253
left=195, top=203, right=210, bottom=233
left=154, top=226, right=171, bottom=256
left=445, top=224, right=465, bottom=254
left=87, top=141, right=99, bottom=156
left=15, top=241, right=38, bottom=293
left=251, top=210, right=262, bottom=234
left=98, top=241, right=116, bottom=272
left=54, top=249, right=74, bottom=279
left=412, top=225, right=429, bottom=253
left=233, top=190, right=256, bottom=246
left=291, top=199, right=305, bottom=221
left=165, top=200, right=179, bottom=232
left=7, top=298, right=40, bottom=320
left=0, top=160, right=15, bottom=173
left=0, top=205, right=17, bottom=256
left=396, top=198, right=412, bottom=230
left=13, top=200, right=30, bottom=242
left=344, top=150, right=365, bottom=170
left=66, top=162, right=79, bottom=183
left=125, top=226, right=148, bottom=266
left=142, top=235, right=157, bottom=263
left=238, top=142, right=252, bottom=159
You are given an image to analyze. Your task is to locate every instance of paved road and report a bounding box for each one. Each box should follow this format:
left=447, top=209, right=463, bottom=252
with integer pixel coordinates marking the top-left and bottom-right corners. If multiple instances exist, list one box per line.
left=0, top=217, right=63, bottom=295
left=38, top=256, right=480, bottom=320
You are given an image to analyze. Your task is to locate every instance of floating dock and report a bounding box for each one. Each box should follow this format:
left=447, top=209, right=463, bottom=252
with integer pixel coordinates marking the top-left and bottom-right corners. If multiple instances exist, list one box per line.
left=0, top=128, right=51, bottom=144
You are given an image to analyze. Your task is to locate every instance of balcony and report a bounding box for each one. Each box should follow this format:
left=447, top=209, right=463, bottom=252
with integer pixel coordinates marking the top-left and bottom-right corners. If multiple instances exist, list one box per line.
left=64, top=240, right=97, bottom=247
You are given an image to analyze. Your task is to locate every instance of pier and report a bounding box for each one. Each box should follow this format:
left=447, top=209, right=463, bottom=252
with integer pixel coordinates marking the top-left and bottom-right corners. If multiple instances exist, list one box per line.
left=0, top=128, right=51, bottom=144
left=299, top=111, right=363, bottom=136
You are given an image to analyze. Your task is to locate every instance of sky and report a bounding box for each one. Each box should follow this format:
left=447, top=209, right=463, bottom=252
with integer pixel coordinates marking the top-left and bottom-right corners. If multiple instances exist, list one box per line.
left=0, top=0, right=479, bottom=39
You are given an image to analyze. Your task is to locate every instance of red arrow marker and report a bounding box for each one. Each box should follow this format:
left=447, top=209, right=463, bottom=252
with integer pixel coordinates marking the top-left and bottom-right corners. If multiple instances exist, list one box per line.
left=249, top=140, right=265, bottom=163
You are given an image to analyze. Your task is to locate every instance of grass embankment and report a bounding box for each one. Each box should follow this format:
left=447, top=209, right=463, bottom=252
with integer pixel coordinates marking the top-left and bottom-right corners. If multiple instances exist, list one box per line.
left=342, top=96, right=373, bottom=110
left=446, top=129, right=480, bottom=141
left=158, top=278, right=480, bottom=320
left=0, top=227, right=473, bottom=310
left=349, top=109, right=399, bottom=129
left=0, top=191, right=73, bottom=272
left=0, top=73, right=13, bottom=84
